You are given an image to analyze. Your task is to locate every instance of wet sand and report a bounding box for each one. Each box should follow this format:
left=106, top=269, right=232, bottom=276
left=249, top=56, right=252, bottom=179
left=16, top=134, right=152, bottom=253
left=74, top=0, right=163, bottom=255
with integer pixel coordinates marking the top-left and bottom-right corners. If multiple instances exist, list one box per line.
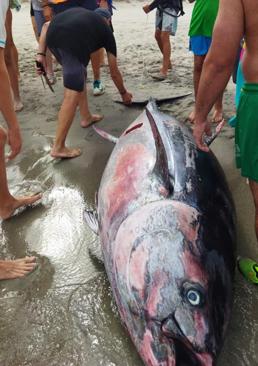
left=0, top=1, right=258, bottom=365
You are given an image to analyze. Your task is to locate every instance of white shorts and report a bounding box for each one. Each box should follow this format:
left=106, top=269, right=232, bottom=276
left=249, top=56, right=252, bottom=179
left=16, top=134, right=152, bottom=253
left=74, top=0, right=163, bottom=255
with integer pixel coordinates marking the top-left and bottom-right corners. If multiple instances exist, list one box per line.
left=0, top=0, right=9, bottom=48
left=155, top=7, right=178, bottom=36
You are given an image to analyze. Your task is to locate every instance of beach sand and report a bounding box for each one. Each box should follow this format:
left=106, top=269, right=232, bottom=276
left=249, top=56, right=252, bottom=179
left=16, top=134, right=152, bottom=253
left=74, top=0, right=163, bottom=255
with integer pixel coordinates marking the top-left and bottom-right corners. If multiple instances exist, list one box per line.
left=0, top=1, right=258, bottom=365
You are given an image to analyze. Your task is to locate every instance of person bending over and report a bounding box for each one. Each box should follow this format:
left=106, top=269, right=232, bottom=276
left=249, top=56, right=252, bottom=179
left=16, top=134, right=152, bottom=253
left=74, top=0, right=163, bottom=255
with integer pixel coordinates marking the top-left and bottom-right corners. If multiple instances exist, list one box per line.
left=36, top=7, right=132, bottom=159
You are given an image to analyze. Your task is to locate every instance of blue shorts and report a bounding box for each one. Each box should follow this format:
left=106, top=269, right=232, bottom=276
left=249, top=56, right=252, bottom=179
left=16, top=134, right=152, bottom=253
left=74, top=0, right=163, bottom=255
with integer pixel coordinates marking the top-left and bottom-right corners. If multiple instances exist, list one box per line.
left=156, top=8, right=178, bottom=36
left=189, top=35, right=212, bottom=56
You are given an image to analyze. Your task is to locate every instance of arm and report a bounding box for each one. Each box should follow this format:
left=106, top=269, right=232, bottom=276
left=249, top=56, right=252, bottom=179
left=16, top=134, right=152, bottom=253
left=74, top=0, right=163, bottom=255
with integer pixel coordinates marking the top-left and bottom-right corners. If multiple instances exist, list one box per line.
left=193, top=0, right=244, bottom=151
left=0, top=49, right=21, bottom=159
left=36, top=21, right=50, bottom=73
left=143, top=0, right=161, bottom=13
left=107, top=52, right=132, bottom=105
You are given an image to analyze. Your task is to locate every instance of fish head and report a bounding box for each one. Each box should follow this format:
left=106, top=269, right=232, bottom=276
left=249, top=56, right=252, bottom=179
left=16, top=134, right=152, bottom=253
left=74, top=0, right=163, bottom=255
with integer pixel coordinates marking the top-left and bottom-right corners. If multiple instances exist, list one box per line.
left=112, top=200, right=231, bottom=366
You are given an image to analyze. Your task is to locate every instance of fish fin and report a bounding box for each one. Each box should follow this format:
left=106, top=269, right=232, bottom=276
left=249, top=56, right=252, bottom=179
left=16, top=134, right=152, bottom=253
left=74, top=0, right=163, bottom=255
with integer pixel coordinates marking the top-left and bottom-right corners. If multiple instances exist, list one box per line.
left=83, top=209, right=99, bottom=235
left=205, top=119, right=226, bottom=146
left=146, top=98, right=159, bottom=112
left=93, top=125, right=118, bottom=144
left=88, top=240, right=104, bottom=264
left=145, top=106, right=173, bottom=194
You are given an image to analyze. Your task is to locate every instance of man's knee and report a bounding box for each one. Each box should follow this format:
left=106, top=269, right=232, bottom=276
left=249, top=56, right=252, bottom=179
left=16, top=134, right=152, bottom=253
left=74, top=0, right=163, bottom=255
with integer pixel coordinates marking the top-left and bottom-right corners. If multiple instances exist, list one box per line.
left=0, top=128, right=7, bottom=146
left=155, top=30, right=161, bottom=41
left=194, top=57, right=205, bottom=74
left=160, top=31, right=170, bottom=42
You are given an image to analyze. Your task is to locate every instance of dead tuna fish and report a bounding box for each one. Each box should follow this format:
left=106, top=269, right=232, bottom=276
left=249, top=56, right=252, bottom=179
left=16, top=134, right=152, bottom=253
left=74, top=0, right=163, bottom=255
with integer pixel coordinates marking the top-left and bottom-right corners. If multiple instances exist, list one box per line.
left=85, top=100, right=236, bottom=366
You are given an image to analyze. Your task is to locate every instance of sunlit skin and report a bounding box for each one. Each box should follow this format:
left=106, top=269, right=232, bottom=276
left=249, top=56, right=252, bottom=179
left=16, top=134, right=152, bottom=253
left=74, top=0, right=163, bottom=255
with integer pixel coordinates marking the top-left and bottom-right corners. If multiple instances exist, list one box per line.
left=193, top=0, right=258, bottom=244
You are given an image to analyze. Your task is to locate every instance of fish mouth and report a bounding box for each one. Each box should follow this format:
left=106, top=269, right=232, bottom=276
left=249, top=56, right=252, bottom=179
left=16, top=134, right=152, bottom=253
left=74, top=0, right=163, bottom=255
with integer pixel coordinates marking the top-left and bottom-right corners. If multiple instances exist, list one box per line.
left=173, top=339, right=214, bottom=366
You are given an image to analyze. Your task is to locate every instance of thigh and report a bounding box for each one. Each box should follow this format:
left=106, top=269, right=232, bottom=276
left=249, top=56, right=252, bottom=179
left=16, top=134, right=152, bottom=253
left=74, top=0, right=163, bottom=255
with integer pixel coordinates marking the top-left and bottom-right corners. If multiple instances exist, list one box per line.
left=161, top=9, right=178, bottom=36
left=59, top=49, right=86, bottom=92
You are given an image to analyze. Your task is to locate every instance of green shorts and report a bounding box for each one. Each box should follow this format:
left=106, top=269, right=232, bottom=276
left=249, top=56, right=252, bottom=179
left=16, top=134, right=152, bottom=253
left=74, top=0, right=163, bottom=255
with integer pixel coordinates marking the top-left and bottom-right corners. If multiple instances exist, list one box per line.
left=235, top=83, right=258, bottom=182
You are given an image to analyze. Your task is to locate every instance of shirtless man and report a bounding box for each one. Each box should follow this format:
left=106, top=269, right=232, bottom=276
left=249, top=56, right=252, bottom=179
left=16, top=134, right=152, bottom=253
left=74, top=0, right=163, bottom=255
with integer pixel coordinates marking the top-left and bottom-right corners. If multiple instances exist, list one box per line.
left=0, top=0, right=41, bottom=279
left=193, top=0, right=258, bottom=281
left=36, top=8, right=132, bottom=159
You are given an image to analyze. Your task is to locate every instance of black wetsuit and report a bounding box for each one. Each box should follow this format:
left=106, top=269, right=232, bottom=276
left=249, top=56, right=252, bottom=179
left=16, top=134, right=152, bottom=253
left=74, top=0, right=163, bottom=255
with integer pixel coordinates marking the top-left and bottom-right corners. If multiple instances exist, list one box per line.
left=46, top=8, right=117, bottom=91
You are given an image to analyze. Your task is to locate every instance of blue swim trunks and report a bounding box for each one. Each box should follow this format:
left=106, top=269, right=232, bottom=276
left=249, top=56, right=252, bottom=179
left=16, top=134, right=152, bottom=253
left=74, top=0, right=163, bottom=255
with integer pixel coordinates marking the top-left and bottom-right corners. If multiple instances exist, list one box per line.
left=189, top=35, right=212, bottom=56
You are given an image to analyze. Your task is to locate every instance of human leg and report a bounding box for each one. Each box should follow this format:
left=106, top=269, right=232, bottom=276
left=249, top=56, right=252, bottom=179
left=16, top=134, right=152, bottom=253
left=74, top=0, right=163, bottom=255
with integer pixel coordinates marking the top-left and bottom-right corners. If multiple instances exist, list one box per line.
left=90, top=49, right=105, bottom=96
left=155, top=28, right=163, bottom=54
left=4, top=8, right=23, bottom=112
left=0, top=127, right=41, bottom=219
left=51, top=88, right=81, bottom=158
left=79, top=84, right=103, bottom=128
left=188, top=54, right=206, bottom=122
left=212, top=92, right=224, bottom=123
left=0, top=257, right=37, bottom=280
left=160, top=30, right=171, bottom=77
left=249, top=180, right=258, bottom=242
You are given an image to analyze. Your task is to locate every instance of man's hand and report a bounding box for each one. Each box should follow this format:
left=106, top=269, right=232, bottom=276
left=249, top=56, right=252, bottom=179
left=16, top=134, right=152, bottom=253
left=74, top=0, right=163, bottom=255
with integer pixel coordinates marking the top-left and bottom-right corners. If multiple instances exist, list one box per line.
left=193, top=120, right=211, bottom=152
left=142, top=4, right=150, bottom=13
left=7, top=125, right=22, bottom=160
left=122, top=91, right=133, bottom=105
left=36, top=54, right=47, bottom=75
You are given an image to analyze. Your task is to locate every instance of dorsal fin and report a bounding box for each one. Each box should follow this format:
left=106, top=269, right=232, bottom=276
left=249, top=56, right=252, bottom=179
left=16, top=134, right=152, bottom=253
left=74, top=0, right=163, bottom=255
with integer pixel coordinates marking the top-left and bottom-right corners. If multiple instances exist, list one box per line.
left=93, top=126, right=118, bottom=144
left=145, top=105, right=172, bottom=194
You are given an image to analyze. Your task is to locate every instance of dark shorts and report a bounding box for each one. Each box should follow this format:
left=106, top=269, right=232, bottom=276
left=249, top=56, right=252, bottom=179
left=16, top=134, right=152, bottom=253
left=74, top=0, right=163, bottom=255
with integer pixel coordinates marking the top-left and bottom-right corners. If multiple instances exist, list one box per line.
left=50, top=48, right=87, bottom=92
left=51, top=0, right=97, bottom=15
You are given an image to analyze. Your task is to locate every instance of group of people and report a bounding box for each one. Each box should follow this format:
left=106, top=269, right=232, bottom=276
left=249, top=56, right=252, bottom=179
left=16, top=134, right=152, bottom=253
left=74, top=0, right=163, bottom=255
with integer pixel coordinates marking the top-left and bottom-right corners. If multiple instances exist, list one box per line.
left=0, top=0, right=258, bottom=283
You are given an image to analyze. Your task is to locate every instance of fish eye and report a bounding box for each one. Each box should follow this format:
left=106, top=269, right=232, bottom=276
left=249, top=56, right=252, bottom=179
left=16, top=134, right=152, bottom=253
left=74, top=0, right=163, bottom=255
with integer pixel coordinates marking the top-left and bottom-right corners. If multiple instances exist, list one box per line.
left=186, top=289, right=202, bottom=306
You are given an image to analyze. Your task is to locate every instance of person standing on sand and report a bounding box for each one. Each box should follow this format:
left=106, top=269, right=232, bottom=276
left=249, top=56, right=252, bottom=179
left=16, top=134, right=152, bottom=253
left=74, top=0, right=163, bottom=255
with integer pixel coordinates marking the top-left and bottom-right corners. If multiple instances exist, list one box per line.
left=142, top=0, right=184, bottom=81
left=0, top=0, right=41, bottom=280
left=193, top=0, right=258, bottom=283
left=188, top=0, right=223, bottom=124
left=36, top=7, right=132, bottom=159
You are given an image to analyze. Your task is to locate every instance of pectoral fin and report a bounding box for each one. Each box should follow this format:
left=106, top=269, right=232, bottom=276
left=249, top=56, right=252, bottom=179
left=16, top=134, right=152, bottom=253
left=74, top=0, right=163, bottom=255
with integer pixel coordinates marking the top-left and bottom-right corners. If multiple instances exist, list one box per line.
left=84, top=209, right=99, bottom=235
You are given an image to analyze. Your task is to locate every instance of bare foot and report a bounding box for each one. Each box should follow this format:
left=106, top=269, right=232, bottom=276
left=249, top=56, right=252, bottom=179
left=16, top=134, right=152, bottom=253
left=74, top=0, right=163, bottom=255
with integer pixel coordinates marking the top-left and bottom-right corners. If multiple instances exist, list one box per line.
left=159, top=68, right=168, bottom=78
left=80, top=114, right=103, bottom=128
left=14, top=100, right=24, bottom=112
left=51, top=146, right=81, bottom=159
left=188, top=110, right=195, bottom=124
left=212, top=109, right=223, bottom=124
left=0, top=194, right=42, bottom=220
left=0, top=256, right=37, bottom=280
